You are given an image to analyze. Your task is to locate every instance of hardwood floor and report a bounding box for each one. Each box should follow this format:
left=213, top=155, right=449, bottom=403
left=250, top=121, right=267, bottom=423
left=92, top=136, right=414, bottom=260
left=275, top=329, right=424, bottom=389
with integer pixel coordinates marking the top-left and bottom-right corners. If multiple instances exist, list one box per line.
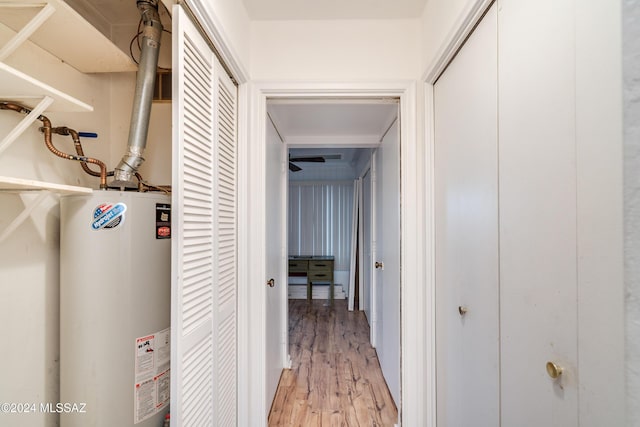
left=268, top=299, right=398, bottom=426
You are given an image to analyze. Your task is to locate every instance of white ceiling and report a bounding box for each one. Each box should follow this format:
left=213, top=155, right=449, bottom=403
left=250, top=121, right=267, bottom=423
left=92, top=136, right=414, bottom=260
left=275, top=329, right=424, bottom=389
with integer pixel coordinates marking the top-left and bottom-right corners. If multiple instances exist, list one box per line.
left=267, top=100, right=398, bottom=145
left=84, top=0, right=140, bottom=24
left=242, top=0, right=428, bottom=20
left=269, top=100, right=397, bottom=175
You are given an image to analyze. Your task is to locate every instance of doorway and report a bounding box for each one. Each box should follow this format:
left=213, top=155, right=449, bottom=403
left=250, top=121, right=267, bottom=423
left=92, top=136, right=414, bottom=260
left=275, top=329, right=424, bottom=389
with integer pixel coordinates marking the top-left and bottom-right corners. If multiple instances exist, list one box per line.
left=244, top=81, right=423, bottom=426
left=264, top=97, right=401, bottom=424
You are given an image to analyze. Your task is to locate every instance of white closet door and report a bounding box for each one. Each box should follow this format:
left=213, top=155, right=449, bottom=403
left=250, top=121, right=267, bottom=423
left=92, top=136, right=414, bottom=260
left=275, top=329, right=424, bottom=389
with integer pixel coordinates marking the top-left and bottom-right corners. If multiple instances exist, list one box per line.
left=172, top=5, right=237, bottom=425
left=498, top=1, right=578, bottom=425
left=213, top=50, right=238, bottom=427
left=434, top=3, right=499, bottom=426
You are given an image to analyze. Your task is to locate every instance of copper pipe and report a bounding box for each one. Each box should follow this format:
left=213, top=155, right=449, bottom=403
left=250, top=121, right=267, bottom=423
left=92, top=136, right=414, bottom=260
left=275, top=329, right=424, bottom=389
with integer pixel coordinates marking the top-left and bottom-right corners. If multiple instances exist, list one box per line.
left=1, top=101, right=109, bottom=189
left=43, top=124, right=108, bottom=189
left=51, top=126, right=112, bottom=188
left=134, top=172, right=171, bottom=194
left=134, top=172, right=145, bottom=192
left=52, top=126, right=100, bottom=176
left=0, top=101, right=31, bottom=114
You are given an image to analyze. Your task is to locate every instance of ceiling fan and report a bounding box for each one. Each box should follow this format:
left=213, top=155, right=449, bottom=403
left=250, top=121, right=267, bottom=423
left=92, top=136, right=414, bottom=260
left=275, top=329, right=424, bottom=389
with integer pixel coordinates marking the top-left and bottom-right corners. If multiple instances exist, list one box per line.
left=289, top=155, right=326, bottom=172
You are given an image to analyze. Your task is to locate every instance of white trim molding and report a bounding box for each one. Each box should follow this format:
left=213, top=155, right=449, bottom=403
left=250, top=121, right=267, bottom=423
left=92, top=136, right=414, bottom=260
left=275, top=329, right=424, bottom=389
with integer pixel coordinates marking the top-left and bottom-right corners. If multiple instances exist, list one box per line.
left=236, top=82, right=251, bottom=427
left=422, top=0, right=495, bottom=84
left=183, top=0, right=250, bottom=84
left=248, top=80, right=422, bottom=426
left=421, top=1, right=495, bottom=427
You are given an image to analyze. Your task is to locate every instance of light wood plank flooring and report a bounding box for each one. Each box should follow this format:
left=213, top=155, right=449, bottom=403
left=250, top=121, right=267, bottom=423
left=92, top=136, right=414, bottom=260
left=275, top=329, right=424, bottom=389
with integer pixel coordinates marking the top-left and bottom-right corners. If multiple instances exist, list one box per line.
left=268, top=299, right=398, bottom=426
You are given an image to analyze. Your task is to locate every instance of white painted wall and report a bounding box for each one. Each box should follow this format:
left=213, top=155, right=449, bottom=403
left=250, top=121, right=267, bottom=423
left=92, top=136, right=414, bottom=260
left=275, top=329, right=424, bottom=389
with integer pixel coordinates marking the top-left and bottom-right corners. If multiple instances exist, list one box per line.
left=109, top=72, right=172, bottom=187
left=624, top=1, right=640, bottom=424
left=175, top=0, right=251, bottom=78
left=250, top=19, right=420, bottom=80
left=196, top=0, right=251, bottom=72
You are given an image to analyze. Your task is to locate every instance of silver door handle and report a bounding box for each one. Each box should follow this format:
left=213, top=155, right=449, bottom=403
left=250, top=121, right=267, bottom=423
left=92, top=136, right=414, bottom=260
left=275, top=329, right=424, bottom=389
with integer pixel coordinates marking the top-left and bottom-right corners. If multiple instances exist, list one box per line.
left=375, top=261, right=384, bottom=269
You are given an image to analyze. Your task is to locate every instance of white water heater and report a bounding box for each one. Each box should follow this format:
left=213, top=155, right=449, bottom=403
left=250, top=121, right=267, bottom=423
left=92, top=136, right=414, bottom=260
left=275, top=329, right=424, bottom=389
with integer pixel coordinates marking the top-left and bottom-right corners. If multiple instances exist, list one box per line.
left=60, top=191, right=171, bottom=427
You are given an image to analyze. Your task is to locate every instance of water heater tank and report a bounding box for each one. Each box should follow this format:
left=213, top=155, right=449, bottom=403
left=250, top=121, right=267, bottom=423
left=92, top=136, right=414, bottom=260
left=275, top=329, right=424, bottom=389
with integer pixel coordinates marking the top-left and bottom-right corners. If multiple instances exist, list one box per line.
left=60, top=191, right=170, bottom=427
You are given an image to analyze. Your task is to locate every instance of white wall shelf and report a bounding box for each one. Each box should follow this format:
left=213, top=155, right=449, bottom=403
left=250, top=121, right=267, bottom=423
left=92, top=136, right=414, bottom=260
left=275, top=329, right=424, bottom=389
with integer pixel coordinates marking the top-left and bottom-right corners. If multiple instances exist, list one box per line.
left=0, top=175, right=92, bottom=194
left=0, top=175, right=92, bottom=243
left=0, top=62, right=92, bottom=112
left=0, top=0, right=137, bottom=73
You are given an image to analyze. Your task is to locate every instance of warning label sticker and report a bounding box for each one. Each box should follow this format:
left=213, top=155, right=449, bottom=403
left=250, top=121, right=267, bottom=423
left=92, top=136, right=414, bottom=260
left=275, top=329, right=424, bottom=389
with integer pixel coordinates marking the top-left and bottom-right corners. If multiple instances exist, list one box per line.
left=155, top=203, right=171, bottom=239
left=134, top=328, right=170, bottom=424
left=91, top=203, right=127, bottom=231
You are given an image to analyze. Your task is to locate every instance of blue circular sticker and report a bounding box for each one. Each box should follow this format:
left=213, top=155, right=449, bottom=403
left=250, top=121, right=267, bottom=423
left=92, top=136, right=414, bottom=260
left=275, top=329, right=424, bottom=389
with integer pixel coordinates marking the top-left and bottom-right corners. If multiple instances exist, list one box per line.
left=91, top=203, right=127, bottom=230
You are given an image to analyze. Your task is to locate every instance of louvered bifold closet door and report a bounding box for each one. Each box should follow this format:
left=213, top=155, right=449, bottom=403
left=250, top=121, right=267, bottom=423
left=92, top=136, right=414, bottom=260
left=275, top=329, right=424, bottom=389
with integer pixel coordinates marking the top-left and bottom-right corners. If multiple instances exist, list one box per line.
left=212, top=48, right=238, bottom=427
left=171, top=5, right=237, bottom=426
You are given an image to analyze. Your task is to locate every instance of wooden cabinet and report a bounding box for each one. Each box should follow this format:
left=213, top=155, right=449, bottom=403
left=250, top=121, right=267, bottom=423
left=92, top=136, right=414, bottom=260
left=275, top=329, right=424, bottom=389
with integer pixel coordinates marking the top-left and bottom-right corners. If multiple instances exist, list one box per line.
left=288, top=256, right=334, bottom=301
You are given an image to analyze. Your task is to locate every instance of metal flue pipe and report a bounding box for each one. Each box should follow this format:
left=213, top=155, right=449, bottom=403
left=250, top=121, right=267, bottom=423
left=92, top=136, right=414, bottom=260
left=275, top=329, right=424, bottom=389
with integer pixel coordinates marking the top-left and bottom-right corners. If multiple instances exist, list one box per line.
left=110, top=0, right=162, bottom=189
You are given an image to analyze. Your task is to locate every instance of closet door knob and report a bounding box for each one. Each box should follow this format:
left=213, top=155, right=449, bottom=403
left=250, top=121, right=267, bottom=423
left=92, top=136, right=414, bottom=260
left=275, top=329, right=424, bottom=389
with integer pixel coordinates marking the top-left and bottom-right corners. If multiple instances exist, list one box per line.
left=546, top=361, right=563, bottom=379
left=267, top=278, right=275, bottom=288
left=458, top=306, right=468, bottom=316
left=375, top=261, right=384, bottom=269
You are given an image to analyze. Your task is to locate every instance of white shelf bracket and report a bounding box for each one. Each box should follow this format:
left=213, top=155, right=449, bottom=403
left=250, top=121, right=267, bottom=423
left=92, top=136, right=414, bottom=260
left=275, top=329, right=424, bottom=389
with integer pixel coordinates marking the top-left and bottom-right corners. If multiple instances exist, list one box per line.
left=0, top=190, right=49, bottom=243
left=0, top=3, right=56, bottom=61
left=0, top=95, right=53, bottom=155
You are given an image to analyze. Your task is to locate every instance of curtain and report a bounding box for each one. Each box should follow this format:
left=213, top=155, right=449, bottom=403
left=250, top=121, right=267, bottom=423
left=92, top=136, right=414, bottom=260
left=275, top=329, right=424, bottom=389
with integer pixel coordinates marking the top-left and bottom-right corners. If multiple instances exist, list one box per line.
left=288, top=181, right=354, bottom=271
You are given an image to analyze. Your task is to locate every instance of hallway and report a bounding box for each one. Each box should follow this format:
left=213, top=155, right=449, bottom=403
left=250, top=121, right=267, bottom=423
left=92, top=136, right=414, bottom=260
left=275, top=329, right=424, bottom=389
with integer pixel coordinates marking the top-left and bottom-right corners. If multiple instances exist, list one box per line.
left=268, top=300, right=398, bottom=426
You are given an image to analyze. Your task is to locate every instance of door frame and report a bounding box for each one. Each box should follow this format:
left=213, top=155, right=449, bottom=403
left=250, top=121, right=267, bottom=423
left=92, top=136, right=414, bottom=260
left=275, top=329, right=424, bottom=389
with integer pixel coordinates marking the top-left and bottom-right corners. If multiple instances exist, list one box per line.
left=357, top=161, right=374, bottom=338
left=422, top=1, right=495, bottom=426
left=246, top=80, right=421, bottom=426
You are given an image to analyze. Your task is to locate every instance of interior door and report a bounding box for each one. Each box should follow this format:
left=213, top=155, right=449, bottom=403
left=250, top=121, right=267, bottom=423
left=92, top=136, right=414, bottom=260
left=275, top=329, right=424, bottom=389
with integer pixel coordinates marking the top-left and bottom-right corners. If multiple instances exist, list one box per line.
left=433, top=3, right=499, bottom=426
left=264, top=111, right=287, bottom=409
left=372, top=116, right=401, bottom=407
